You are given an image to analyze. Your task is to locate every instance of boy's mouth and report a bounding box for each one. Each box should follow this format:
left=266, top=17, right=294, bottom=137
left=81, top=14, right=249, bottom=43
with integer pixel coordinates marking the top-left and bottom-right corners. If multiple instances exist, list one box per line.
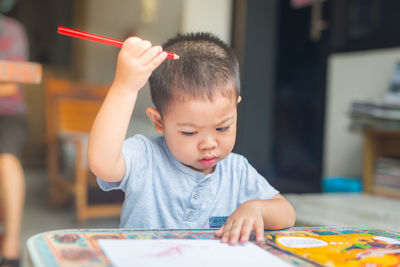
left=199, top=157, right=217, bottom=166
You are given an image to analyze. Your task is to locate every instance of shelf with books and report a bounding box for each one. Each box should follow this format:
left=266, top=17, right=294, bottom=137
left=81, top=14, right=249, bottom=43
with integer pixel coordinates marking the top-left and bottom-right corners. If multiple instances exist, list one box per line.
left=372, top=156, right=400, bottom=198
left=363, top=129, right=400, bottom=196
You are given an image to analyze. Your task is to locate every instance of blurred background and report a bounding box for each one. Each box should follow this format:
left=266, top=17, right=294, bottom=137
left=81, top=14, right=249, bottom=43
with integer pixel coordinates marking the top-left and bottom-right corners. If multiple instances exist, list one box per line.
left=3, top=0, right=400, bottom=265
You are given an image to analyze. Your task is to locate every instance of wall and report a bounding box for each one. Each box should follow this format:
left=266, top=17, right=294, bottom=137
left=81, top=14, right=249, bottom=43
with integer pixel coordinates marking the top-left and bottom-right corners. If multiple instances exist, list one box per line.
left=181, top=0, right=233, bottom=43
left=80, top=0, right=233, bottom=81
left=80, top=0, right=181, bottom=116
left=323, top=47, right=400, bottom=178
left=23, top=0, right=233, bottom=167
left=75, top=0, right=183, bottom=138
left=77, top=0, right=232, bottom=136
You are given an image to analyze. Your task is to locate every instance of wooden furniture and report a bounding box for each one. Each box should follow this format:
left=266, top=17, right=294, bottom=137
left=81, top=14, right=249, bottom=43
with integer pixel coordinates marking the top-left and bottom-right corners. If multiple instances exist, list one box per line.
left=0, top=60, right=42, bottom=83
left=45, top=75, right=122, bottom=224
left=363, top=128, right=400, bottom=195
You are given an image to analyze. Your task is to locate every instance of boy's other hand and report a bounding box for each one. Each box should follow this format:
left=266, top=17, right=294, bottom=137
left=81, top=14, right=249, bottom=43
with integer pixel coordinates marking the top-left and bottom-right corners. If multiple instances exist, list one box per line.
left=214, top=200, right=265, bottom=245
left=113, top=37, right=168, bottom=93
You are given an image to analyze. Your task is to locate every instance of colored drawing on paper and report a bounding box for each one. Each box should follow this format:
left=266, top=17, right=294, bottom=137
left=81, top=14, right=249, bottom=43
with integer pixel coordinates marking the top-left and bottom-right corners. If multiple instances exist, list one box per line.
left=98, top=239, right=293, bottom=267
left=267, top=232, right=400, bottom=266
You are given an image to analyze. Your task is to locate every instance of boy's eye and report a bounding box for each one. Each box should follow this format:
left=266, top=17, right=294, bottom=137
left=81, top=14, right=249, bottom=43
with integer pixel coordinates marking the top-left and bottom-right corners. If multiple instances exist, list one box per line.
left=181, top=131, right=196, bottom=136
left=216, top=126, right=230, bottom=132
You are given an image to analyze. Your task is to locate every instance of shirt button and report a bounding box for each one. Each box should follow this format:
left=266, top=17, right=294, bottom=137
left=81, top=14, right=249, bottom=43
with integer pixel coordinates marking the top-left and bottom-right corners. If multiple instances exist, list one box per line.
left=186, top=211, right=193, bottom=219
left=193, top=192, right=199, bottom=199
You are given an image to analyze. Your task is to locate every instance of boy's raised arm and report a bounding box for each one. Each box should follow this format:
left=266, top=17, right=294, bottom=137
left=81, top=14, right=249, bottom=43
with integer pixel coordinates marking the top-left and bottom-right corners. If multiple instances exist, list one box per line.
left=87, top=37, right=168, bottom=182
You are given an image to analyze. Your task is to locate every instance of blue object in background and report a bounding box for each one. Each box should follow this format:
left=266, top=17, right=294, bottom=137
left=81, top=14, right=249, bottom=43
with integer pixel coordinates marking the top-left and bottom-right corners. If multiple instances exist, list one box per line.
left=322, top=176, right=362, bottom=193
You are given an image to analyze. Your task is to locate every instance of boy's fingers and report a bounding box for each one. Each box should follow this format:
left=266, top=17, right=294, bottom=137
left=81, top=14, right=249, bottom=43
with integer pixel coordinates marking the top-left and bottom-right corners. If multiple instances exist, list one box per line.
left=141, top=40, right=152, bottom=50
left=141, top=46, right=163, bottom=66
left=228, top=220, right=243, bottom=245
left=254, top=220, right=265, bottom=243
left=123, top=37, right=151, bottom=58
left=147, top=51, right=168, bottom=70
left=240, top=220, right=253, bottom=243
left=123, top=37, right=142, bottom=53
left=123, top=37, right=142, bottom=47
left=214, top=226, right=224, bottom=237
left=221, top=221, right=232, bottom=243
left=137, top=40, right=152, bottom=57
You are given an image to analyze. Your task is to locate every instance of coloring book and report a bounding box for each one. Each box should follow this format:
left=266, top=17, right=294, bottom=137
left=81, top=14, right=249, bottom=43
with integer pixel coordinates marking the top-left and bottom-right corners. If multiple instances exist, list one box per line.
left=266, top=230, right=400, bottom=266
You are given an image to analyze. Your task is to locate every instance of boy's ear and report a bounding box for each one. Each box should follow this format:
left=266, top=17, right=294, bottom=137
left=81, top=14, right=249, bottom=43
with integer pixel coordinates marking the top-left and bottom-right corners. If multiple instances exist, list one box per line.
left=146, top=107, right=164, bottom=134
left=237, top=96, right=242, bottom=104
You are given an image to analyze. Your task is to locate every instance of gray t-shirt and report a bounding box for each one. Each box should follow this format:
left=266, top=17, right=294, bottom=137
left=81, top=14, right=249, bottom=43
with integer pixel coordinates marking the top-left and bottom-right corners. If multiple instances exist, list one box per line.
left=98, top=134, right=279, bottom=229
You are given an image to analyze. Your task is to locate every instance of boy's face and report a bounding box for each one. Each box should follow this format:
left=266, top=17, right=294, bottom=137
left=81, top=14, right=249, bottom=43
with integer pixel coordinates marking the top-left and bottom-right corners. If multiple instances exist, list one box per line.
left=148, top=92, right=238, bottom=174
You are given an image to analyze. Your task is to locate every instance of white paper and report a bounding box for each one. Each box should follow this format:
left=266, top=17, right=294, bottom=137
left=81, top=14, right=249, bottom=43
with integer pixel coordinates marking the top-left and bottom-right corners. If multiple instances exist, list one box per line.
left=277, top=236, right=328, bottom=248
left=98, top=239, right=293, bottom=267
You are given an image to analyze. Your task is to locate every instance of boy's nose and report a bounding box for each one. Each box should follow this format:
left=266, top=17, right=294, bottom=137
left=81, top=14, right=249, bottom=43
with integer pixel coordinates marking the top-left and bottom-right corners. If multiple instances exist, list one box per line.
left=198, top=136, right=217, bottom=150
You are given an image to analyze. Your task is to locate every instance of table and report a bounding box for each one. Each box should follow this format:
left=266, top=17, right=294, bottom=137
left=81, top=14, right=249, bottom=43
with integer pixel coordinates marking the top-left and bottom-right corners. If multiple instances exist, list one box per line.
left=26, top=227, right=400, bottom=267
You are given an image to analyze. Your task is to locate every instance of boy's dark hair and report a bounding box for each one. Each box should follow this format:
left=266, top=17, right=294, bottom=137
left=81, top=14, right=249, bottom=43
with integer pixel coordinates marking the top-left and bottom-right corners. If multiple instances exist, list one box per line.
left=149, top=32, right=240, bottom=115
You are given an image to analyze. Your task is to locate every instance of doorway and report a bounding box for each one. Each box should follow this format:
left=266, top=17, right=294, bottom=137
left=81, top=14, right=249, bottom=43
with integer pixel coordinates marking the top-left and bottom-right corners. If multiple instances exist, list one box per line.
left=234, top=0, right=329, bottom=193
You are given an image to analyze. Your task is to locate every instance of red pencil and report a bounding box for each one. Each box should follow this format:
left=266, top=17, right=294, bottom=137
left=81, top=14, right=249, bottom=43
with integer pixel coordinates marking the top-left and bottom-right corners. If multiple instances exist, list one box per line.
left=57, top=26, right=179, bottom=60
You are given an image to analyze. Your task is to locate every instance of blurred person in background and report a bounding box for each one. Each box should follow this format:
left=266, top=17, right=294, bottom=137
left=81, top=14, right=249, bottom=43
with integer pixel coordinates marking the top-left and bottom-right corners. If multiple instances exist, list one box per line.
left=0, top=0, right=29, bottom=266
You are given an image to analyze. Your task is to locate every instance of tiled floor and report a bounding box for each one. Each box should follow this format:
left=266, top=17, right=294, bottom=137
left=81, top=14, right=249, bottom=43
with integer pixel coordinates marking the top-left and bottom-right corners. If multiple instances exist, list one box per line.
left=285, top=193, right=400, bottom=232
left=15, top=169, right=400, bottom=266
left=21, top=169, right=119, bottom=267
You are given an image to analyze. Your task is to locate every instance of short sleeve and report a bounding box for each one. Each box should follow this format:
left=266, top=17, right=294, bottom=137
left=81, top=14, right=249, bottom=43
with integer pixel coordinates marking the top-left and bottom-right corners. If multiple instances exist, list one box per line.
left=97, top=134, right=151, bottom=192
left=237, top=157, right=279, bottom=206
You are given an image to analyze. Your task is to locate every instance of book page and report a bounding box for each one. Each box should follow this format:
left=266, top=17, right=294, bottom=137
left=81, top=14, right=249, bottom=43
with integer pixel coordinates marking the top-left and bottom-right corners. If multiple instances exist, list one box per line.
left=98, top=239, right=293, bottom=267
left=266, top=232, right=400, bottom=266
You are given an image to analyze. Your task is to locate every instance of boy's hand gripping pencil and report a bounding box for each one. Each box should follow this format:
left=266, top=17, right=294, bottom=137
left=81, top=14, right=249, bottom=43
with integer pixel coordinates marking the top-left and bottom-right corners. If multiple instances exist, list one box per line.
left=57, top=26, right=179, bottom=60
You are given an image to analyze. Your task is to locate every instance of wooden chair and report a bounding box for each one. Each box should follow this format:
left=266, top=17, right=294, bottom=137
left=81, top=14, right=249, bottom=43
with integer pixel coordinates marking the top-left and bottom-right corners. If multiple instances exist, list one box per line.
left=45, top=75, right=122, bottom=224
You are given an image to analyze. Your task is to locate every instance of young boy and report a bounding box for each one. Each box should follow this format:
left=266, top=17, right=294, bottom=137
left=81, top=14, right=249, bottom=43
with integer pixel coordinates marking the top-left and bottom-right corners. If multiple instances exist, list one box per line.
left=88, top=32, right=296, bottom=245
